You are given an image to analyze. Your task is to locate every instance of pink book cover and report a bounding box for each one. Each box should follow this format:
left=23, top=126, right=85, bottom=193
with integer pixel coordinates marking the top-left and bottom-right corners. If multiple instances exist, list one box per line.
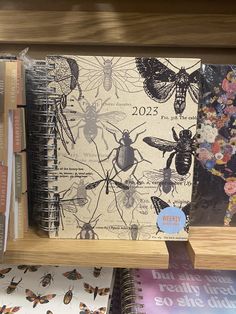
left=124, top=243, right=236, bottom=313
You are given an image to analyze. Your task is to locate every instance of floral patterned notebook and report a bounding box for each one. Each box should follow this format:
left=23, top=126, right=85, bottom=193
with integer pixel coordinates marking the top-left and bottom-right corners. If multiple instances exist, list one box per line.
left=191, top=64, right=236, bottom=226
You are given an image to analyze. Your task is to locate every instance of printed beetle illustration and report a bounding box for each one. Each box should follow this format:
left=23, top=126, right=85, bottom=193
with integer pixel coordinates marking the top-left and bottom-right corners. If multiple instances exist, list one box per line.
left=73, top=214, right=101, bottom=239
left=102, top=122, right=151, bottom=181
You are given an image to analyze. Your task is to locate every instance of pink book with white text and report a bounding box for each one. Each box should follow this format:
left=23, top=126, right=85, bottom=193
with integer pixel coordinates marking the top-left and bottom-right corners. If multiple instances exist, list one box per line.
left=121, top=242, right=236, bottom=314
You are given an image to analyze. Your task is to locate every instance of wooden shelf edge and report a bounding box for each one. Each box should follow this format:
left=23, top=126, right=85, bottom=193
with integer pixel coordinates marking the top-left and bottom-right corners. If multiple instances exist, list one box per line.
left=188, top=226, right=236, bottom=270
left=4, top=231, right=169, bottom=268
left=0, top=10, right=236, bottom=47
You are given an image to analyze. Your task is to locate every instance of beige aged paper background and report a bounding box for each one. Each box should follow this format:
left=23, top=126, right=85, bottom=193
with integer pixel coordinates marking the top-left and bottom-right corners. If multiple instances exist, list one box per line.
left=48, top=56, right=200, bottom=240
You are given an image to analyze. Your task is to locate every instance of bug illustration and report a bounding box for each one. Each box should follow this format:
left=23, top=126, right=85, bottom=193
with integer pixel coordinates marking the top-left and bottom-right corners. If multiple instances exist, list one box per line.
left=40, top=273, right=54, bottom=287
left=79, top=302, right=106, bottom=314
left=25, top=289, right=56, bottom=308
left=63, top=286, right=73, bottom=305
left=84, top=282, right=110, bottom=300
left=59, top=178, right=95, bottom=214
left=136, top=57, right=200, bottom=114
left=46, top=311, right=53, bottom=314
left=151, top=196, right=190, bottom=233
left=143, top=167, right=190, bottom=196
left=75, top=56, right=143, bottom=98
left=6, top=277, right=22, bottom=294
left=48, top=56, right=82, bottom=154
left=0, top=268, right=11, bottom=278
left=107, top=177, right=148, bottom=216
left=73, top=214, right=101, bottom=239
left=143, top=124, right=196, bottom=175
left=0, top=305, right=20, bottom=314
left=93, top=267, right=102, bottom=278
left=101, top=122, right=151, bottom=182
left=63, top=269, right=83, bottom=280
left=69, top=97, right=126, bottom=149
left=66, top=139, right=130, bottom=225
left=17, top=265, right=41, bottom=274
left=108, top=222, right=151, bottom=240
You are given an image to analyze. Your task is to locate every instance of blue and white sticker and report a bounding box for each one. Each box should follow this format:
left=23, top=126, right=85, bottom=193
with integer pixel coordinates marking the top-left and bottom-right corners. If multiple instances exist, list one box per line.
left=157, top=206, right=186, bottom=234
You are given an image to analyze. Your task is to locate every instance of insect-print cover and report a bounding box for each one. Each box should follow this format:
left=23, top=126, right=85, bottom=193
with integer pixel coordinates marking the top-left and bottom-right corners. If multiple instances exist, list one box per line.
left=191, top=64, right=236, bottom=227
left=45, top=55, right=201, bottom=240
left=0, top=264, right=113, bottom=314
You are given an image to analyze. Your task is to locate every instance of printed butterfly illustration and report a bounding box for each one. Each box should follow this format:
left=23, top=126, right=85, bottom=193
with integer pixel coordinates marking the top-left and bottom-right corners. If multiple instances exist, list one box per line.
left=136, top=57, right=200, bottom=114
left=63, top=269, right=83, bottom=280
left=79, top=302, right=106, bottom=314
left=17, top=265, right=41, bottom=274
left=0, top=305, right=20, bottom=314
left=0, top=268, right=11, bottom=278
left=151, top=196, right=190, bottom=233
left=84, top=282, right=110, bottom=300
left=25, top=289, right=56, bottom=308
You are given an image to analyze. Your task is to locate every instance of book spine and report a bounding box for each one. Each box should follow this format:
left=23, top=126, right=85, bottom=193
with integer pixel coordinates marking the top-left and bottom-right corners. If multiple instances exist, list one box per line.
left=26, top=60, right=59, bottom=232
left=120, top=269, right=145, bottom=314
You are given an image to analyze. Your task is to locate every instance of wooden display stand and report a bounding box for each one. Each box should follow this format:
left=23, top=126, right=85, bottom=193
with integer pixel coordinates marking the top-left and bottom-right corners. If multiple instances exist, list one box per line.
left=1, top=0, right=236, bottom=270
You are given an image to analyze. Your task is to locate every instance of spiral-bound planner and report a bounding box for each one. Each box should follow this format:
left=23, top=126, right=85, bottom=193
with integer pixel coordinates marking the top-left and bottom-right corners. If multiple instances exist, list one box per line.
left=27, top=55, right=201, bottom=240
left=120, top=265, right=236, bottom=314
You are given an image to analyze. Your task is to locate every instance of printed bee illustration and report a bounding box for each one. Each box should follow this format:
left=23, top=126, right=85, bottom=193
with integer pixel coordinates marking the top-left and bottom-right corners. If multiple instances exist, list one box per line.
left=107, top=177, right=148, bottom=214
left=69, top=97, right=126, bottom=149
left=0, top=305, right=20, bottom=314
left=46, top=311, right=53, bottom=314
left=136, top=57, right=200, bottom=114
left=63, top=269, right=83, bottom=280
left=143, top=124, right=196, bottom=175
left=63, top=286, right=73, bottom=305
left=6, top=277, right=22, bottom=294
left=40, top=273, right=54, bottom=287
left=75, top=56, right=143, bottom=98
left=93, top=267, right=102, bottom=278
left=84, top=282, right=110, bottom=300
left=0, top=268, right=11, bottom=278
left=151, top=196, right=190, bottom=233
left=143, top=167, right=189, bottom=196
left=17, top=265, right=41, bottom=274
left=25, top=289, right=56, bottom=308
left=79, top=302, right=106, bottom=314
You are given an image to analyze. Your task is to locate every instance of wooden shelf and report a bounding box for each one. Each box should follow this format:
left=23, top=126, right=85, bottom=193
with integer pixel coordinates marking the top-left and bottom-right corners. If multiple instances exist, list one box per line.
left=4, top=229, right=169, bottom=268
left=187, top=227, right=236, bottom=270
left=0, top=10, right=234, bottom=47
left=0, top=1, right=235, bottom=47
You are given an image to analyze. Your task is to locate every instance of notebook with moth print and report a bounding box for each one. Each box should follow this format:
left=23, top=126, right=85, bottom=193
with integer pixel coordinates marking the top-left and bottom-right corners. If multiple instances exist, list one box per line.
left=27, top=56, right=201, bottom=240
left=0, top=264, right=114, bottom=314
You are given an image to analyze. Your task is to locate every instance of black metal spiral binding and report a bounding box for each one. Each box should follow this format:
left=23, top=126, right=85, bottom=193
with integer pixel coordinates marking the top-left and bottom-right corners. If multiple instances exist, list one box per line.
left=120, top=269, right=146, bottom=314
left=26, top=60, right=59, bottom=232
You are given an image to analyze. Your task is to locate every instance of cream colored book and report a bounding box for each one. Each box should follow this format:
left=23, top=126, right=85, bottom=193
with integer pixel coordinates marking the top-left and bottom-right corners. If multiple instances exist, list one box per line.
left=28, top=56, right=201, bottom=240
